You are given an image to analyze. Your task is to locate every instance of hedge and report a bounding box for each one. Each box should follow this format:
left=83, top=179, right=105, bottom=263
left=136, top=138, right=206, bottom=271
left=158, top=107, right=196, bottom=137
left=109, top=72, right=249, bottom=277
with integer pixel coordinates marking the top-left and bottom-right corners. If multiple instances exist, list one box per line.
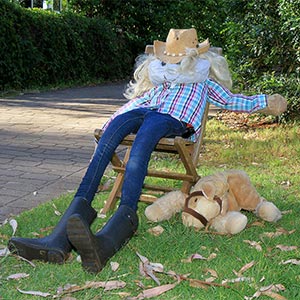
left=0, top=0, right=133, bottom=91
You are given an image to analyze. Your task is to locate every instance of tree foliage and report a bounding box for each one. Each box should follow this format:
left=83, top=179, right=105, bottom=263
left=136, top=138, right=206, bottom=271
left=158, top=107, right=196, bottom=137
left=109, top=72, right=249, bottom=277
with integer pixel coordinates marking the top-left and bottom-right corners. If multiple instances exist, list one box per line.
left=0, top=0, right=132, bottom=91
left=2, top=0, right=299, bottom=119
left=68, top=0, right=228, bottom=57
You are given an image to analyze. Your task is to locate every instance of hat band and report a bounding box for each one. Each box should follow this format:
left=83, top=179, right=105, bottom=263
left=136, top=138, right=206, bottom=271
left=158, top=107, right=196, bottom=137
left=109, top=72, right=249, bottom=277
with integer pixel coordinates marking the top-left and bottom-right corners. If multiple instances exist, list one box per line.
left=163, top=51, right=185, bottom=57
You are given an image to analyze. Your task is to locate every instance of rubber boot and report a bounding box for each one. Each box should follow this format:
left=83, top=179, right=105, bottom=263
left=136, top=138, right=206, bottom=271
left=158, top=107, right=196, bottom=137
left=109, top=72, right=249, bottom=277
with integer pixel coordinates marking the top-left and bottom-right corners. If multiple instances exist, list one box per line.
left=67, top=205, right=138, bottom=273
left=8, top=197, right=97, bottom=264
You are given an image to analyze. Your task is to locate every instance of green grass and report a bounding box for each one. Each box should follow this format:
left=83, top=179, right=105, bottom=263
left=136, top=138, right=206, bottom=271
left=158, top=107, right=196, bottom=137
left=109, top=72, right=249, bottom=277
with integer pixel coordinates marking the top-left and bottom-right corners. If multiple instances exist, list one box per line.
left=1, top=118, right=299, bottom=299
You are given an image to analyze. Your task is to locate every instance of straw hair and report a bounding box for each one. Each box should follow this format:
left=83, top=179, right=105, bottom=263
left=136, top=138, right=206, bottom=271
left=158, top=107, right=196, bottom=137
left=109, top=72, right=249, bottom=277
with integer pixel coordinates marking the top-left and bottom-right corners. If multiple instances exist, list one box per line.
left=124, top=50, right=232, bottom=100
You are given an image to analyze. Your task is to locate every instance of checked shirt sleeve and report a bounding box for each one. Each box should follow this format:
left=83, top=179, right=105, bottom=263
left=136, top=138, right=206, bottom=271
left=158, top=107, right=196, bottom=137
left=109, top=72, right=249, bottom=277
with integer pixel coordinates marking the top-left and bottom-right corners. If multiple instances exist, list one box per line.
left=206, top=78, right=267, bottom=113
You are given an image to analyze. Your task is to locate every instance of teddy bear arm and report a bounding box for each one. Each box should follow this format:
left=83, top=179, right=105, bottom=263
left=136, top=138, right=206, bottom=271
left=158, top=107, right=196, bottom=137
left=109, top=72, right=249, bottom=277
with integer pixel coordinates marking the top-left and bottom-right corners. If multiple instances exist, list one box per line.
left=144, top=190, right=186, bottom=222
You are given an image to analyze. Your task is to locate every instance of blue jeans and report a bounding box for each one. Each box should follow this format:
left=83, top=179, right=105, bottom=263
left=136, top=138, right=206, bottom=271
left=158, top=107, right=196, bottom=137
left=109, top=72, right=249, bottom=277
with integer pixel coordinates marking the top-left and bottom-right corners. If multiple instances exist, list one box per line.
left=75, top=108, right=187, bottom=211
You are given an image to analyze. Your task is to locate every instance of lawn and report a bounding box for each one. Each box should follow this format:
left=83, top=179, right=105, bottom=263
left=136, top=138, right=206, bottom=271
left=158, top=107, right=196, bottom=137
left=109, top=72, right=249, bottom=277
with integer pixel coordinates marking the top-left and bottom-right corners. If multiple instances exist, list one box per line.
left=1, top=115, right=299, bottom=300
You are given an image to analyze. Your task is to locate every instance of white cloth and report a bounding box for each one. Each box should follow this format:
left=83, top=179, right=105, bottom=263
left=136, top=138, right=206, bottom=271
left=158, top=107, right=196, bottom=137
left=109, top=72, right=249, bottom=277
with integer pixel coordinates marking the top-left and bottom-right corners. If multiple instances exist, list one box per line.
left=148, top=58, right=210, bottom=86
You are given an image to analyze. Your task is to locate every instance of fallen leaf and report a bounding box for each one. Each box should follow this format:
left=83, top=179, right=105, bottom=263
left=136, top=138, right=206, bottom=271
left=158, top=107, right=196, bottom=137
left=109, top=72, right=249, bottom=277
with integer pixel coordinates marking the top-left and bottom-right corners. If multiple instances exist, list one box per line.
left=113, top=292, right=131, bottom=298
left=260, top=283, right=285, bottom=293
left=261, top=291, right=286, bottom=300
left=52, top=204, right=61, bottom=216
left=55, top=280, right=126, bottom=297
left=147, top=225, right=164, bottom=236
left=204, top=268, right=218, bottom=278
left=136, top=252, right=163, bottom=285
left=259, top=276, right=265, bottom=282
left=189, top=279, right=208, bottom=289
left=245, top=283, right=286, bottom=300
left=16, top=255, right=36, bottom=267
left=249, top=221, right=265, bottom=227
left=234, top=261, right=255, bottom=277
left=205, top=277, right=217, bottom=283
left=243, top=240, right=262, bottom=251
left=280, top=259, right=300, bottom=265
left=190, top=278, right=231, bottom=289
left=17, top=288, right=51, bottom=297
left=7, top=273, right=29, bottom=280
left=207, top=252, right=217, bottom=260
left=181, top=253, right=207, bottom=263
left=128, top=283, right=177, bottom=299
left=260, top=228, right=296, bottom=239
left=110, top=261, right=119, bottom=272
left=0, top=247, right=10, bottom=257
left=222, top=276, right=254, bottom=284
left=9, top=219, right=18, bottom=236
left=275, top=245, right=298, bottom=251
left=260, top=284, right=286, bottom=300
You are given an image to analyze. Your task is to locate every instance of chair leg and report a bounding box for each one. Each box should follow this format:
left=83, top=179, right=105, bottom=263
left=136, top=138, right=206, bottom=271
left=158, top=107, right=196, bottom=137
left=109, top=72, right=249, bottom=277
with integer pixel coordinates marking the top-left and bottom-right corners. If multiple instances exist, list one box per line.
left=102, top=148, right=131, bottom=214
left=102, top=172, right=124, bottom=213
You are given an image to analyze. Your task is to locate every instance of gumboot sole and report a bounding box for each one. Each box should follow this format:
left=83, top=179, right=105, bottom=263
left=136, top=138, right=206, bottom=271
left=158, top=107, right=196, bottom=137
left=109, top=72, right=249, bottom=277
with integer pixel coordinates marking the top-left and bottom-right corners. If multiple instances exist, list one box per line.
left=67, top=215, right=104, bottom=273
left=8, top=239, right=67, bottom=264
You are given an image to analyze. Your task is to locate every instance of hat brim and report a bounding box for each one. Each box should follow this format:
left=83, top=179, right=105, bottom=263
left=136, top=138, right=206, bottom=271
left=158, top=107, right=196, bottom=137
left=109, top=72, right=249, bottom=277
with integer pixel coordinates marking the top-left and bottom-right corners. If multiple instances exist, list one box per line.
left=153, top=39, right=210, bottom=64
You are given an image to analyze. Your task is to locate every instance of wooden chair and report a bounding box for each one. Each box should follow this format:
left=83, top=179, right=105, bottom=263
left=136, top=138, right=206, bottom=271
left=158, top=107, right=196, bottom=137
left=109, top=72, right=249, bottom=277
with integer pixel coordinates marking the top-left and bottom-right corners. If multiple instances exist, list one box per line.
left=94, top=103, right=210, bottom=213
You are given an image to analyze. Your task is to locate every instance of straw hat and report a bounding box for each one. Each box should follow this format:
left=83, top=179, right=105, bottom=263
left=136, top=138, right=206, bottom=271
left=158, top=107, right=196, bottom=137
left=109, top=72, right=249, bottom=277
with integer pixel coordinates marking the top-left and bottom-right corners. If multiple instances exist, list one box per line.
left=145, top=28, right=210, bottom=64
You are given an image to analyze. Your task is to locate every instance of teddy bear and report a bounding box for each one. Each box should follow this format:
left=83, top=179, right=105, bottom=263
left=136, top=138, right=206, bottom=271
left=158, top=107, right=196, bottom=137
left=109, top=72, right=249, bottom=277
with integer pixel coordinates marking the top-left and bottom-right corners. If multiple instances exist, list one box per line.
left=144, top=170, right=282, bottom=234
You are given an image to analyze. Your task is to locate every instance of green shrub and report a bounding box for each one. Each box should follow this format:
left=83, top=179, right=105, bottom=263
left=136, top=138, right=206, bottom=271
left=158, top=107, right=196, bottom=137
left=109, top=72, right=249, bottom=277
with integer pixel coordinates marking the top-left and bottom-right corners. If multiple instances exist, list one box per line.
left=0, top=0, right=132, bottom=91
left=68, top=0, right=228, bottom=57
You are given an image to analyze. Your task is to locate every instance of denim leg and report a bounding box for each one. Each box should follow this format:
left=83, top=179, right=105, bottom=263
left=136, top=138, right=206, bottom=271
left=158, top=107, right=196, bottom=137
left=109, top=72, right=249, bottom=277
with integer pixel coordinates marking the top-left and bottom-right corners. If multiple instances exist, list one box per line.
left=75, top=109, right=150, bottom=204
left=120, top=111, right=186, bottom=211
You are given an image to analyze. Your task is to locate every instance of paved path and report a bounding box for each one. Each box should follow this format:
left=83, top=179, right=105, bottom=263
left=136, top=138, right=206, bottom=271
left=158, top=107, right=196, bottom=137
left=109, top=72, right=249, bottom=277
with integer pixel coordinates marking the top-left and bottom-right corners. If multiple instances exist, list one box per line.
left=0, top=82, right=219, bottom=223
left=0, top=82, right=128, bottom=222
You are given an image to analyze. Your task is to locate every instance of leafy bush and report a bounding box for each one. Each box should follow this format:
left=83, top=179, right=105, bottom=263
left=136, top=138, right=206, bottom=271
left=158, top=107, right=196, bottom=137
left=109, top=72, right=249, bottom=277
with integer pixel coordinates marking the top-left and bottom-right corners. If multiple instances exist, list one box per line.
left=2, top=0, right=299, bottom=121
left=68, top=0, right=228, bottom=57
left=0, top=0, right=132, bottom=91
left=221, top=0, right=300, bottom=121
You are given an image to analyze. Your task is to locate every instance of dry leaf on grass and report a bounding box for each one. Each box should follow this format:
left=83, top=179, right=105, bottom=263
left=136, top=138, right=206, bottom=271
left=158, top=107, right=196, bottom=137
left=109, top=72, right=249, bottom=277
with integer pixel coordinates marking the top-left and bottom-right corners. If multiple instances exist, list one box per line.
left=0, top=247, right=10, bottom=257
left=128, top=283, right=177, bottom=299
left=249, top=221, right=265, bottom=227
left=222, top=277, right=254, bottom=284
left=243, top=240, right=262, bottom=251
left=9, top=219, right=18, bottom=236
left=181, top=253, right=207, bottom=263
left=15, top=255, right=36, bottom=267
left=245, top=283, right=286, bottom=300
left=260, top=228, right=296, bottom=239
left=136, top=252, right=164, bottom=285
left=110, top=261, right=120, bottom=272
left=279, top=259, right=300, bottom=265
left=207, top=252, right=217, bottom=261
left=204, top=268, right=218, bottom=278
left=189, top=278, right=230, bottom=289
left=275, top=245, right=298, bottom=251
left=52, top=203, right=62, bottom=216
left=7, top=273, right=29, bottom=280
left=147, top=225, right=164, bottom=236
left=55, top=280, right=126, bottom=297
left=17, top=288, right=51, bottom=297
left=233, top=261, right=256, bottom=277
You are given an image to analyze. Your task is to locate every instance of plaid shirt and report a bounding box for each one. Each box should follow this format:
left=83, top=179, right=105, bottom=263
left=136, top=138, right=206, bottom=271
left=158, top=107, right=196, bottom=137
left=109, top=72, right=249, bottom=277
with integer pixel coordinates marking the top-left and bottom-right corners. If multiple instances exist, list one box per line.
left=103, top=78, right=267, bottom=141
